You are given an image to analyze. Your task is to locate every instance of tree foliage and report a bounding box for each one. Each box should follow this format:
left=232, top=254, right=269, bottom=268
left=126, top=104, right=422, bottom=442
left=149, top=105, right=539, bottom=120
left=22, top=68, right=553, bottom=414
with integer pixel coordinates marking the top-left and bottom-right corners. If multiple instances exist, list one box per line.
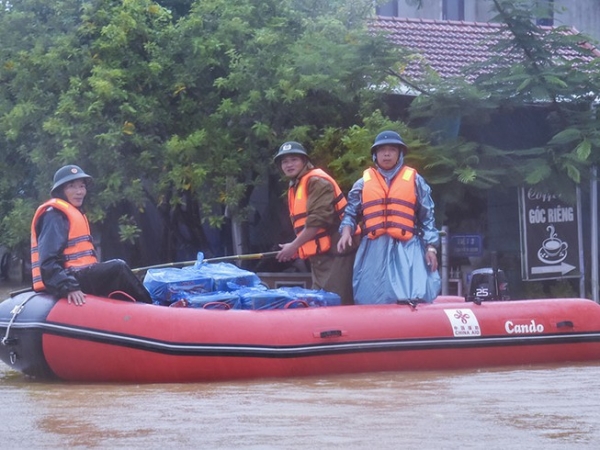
left=1, top=0, right=599, bottom=266
left=407, top=0, right=600, bottom=199
left=0, top=0, right=400, bottom=262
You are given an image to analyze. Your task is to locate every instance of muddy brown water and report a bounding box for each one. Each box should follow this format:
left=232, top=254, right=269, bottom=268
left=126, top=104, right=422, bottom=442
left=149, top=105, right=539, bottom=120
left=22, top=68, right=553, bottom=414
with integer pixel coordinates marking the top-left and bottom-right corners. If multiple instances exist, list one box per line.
left=1, top=282, right=600, bottom=449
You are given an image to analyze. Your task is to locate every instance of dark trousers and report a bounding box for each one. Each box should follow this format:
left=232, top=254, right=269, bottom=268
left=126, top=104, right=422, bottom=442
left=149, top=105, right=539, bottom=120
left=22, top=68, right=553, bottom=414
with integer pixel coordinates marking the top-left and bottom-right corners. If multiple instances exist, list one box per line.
left=72, top=259, right=153, bottom=304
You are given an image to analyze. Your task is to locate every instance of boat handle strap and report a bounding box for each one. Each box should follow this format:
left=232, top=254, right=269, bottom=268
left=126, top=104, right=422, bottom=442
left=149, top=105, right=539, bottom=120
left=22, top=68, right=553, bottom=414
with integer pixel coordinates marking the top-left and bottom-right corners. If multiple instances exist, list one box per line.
left=318, top=330, right=343, bottom=338
left=2, top=293, right=37, bottom=347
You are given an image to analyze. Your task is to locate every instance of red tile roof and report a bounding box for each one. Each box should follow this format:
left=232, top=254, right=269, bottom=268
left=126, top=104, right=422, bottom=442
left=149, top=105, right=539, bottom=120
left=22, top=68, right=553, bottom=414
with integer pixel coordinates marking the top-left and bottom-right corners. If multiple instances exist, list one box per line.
left=370, top=16, right=600, bottom=82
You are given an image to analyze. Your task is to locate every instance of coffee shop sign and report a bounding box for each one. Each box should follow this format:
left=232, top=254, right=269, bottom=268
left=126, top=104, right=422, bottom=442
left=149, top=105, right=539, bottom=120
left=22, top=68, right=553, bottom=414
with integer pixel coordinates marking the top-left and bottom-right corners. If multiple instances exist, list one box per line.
left=526, top=189, right=574, bottom=224
left=520, top=186, right=580, bottom=281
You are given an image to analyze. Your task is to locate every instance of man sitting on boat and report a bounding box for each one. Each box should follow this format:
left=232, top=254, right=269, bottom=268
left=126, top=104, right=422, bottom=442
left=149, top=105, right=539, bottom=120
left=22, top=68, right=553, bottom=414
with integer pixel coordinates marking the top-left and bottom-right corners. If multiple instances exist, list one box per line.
left=30, top=165, right=153, bottom=306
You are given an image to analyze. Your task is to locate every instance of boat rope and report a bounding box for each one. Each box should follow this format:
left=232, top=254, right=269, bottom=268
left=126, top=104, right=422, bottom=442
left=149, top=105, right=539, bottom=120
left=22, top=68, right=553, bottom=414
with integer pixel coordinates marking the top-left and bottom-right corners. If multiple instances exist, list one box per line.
left=396, top=299, right=421, bottom=309
left=1, top=293, right=38, bottom=352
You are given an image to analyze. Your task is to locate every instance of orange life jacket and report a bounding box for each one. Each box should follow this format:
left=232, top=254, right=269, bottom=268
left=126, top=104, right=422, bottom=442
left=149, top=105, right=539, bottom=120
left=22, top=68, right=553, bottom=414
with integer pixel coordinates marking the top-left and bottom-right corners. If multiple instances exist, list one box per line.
left=362, top=165, right=417, bottom=241
left=31, top=198, right=98, bottom=292
left=288, top=168, right=347, bottom=259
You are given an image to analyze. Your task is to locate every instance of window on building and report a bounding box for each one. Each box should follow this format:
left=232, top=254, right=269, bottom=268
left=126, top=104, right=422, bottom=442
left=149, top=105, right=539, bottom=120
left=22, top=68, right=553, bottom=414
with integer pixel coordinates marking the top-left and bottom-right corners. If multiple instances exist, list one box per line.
left=443, top=0, right=465, bottom=21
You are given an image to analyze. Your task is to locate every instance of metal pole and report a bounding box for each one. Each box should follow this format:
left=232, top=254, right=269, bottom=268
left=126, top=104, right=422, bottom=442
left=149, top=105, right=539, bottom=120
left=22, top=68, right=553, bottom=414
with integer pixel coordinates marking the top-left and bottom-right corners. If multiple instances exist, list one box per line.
left=591, top=165, right=599, bottom=302
left=576, top=184, right=585, bottom=298
left=441, top=225, right=449, bottom=295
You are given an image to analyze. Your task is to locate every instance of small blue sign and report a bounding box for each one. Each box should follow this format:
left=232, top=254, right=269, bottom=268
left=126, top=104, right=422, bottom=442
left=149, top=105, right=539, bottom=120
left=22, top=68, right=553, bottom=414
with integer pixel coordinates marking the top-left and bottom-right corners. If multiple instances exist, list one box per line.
left=450, top=234, right=482, bottom=257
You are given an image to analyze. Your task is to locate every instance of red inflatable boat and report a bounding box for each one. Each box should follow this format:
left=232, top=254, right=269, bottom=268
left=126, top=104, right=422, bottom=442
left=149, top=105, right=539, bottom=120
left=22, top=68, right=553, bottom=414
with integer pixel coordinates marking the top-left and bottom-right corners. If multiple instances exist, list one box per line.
left=1, top=291, right=600, bottom=383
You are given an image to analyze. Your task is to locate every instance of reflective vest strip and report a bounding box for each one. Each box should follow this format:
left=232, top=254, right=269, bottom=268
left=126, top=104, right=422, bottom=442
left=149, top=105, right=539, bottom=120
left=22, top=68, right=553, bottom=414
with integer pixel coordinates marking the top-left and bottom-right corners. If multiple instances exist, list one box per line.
left=31, top=199, right=98, bottom=292
left=288, top=168, right=347, bottom=259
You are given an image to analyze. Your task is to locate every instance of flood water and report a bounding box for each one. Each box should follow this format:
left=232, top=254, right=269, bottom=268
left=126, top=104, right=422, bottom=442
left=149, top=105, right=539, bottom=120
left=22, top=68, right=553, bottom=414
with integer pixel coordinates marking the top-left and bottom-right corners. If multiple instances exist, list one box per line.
left=1, top=282, right=600, bottom=449
left=2, top=359, right=600, bottom=448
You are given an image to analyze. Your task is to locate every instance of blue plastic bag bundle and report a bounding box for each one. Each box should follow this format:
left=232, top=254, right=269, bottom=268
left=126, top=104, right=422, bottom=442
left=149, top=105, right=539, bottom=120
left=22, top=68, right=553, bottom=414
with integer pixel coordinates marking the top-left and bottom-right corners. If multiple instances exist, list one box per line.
left=185, top=291, right=242, bottom=310
left=193, top=253, right=262, bottom=291
left=238, top=286, right=296, bottom=310
left=143, top=267, right=214, bottom=305
left=194, top=262, right=262, bottom=291
left=278, top=287, right=342, bottom=307
left=144, top=252, right=342, bottom=309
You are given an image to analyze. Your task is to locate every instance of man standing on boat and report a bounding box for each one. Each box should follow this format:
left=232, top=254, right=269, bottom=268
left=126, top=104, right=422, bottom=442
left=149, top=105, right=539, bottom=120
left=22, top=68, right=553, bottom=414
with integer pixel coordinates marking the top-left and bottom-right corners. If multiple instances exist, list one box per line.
left=275, top=141, right=358, bottom=305
left=337, top=131, right=441, bottom=304
left=30, top=165, right=153, bottom=306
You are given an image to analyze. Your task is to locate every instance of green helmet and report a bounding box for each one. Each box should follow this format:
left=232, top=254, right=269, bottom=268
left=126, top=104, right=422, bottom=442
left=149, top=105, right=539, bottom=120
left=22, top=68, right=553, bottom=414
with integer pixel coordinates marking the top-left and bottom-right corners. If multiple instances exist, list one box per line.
left=370, top=130, right=408, bottom=155
left=273, top=141, right=309, bottom=165
left=51, top=165, right=93, bottom=196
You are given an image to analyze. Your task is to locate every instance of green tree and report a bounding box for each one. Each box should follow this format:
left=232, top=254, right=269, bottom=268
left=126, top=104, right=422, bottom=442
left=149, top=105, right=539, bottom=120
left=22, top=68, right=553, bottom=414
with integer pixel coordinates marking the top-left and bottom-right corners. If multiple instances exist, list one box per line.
left=303, top=0, right=600, bottom=241
left=0, top=0, right=402, bottom=264
left=407, top=0, right=600, bottom=200
left=0, top=0, right=99, bottom=251
left=145, top=0, right=401, bottom=254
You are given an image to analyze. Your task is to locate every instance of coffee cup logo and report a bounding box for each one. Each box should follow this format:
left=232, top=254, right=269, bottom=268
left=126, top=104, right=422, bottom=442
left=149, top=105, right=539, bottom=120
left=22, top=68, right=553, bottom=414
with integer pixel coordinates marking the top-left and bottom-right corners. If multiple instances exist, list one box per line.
left=537, top=225, right=568, bottom=263
left=542, top=237, right=567, bottom=257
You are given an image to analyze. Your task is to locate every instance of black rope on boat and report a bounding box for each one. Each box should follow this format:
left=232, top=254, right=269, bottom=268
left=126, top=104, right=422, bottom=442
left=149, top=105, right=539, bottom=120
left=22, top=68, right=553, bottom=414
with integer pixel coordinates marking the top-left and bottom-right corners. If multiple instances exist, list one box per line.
left=396, top=299, right=421, bottom=309
left=1, top=293, right=38, bottom=348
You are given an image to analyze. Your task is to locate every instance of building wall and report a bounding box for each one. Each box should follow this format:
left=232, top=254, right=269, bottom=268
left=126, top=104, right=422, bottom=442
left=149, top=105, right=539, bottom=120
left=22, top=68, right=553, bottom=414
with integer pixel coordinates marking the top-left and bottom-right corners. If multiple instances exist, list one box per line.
left=395, top=0, right=441, bottom=19
left=555, top=0, right=600, bottom=44
left=380, top=0, right=600, bottom=43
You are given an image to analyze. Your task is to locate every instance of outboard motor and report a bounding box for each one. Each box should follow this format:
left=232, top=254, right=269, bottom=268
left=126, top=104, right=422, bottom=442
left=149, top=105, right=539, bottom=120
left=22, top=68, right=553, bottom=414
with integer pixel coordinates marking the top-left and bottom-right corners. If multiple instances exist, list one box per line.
left=466, top=268, right=510, bottom=303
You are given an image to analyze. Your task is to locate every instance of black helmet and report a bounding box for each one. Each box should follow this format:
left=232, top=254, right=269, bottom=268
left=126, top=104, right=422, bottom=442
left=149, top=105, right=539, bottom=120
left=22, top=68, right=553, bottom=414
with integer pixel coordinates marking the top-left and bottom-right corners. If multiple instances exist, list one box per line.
left=51, top=165, right=92, bottom=195
left=370, top=130, right=408, bottom=155
left=273, top=141, right=309, bottom=165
